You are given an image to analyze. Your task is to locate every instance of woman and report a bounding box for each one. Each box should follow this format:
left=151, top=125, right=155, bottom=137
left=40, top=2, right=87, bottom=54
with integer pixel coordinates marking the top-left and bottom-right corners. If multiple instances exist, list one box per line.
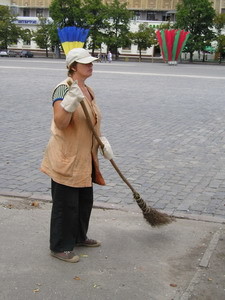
left=41, top=48, right=113, bottom=263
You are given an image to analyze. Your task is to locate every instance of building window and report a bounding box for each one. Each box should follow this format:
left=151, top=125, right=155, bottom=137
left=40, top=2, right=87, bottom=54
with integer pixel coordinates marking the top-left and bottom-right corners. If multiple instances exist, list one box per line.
left=162, top=14, right=170, bottom=21
left=36, top=8, right=43, bottom=17
left=133, top=11, right=140, bottom=20
left=23, top=8, right=30, bottom=16
left=147, top=12, right=155, bottom=20
left=10, top=6, right=19, bottom=16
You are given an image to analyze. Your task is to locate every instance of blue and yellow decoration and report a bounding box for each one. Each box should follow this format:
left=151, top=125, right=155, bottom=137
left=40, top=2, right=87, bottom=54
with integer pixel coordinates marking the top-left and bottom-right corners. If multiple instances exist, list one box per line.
left=57, top=26, right=90, bottom=55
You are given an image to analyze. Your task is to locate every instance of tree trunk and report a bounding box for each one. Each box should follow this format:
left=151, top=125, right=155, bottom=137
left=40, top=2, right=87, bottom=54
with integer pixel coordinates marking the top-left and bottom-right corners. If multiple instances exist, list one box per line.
left=139, top=49, right=142, bottom=62
left=91, top=44, right=95, bottom=56
left=219, top=51, right=222, bottom=64
left=202, top=52, right=205, bottom=62
left=114, top=48, right=119, bottom=60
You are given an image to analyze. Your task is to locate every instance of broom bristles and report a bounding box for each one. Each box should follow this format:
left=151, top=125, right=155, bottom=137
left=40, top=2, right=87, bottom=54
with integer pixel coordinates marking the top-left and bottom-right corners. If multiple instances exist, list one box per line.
left=57, top=26, right=90, bottom=55
left=133, top=192, right=174, bottom=227
left=143, top=207, right=174, bottom=227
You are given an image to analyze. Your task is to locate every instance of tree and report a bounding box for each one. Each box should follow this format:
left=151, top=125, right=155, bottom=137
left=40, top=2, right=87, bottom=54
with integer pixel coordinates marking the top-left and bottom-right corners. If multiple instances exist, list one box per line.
left=49, top=0, right=84, bottom=28
left=49, top=0, right=133, bottom=58
left=104, top=0, right=133, bottom=59
left=81, top=0, right=109, bottom=55
left=48, top=22, right=61, bottom=58
left=0, top=5, right=21, bottom=50
left=175, top=0, right=216, bottom=62
left=49, top=0, right=108, bottom=55
left=32, top=18, right=52, bottom=57
left=214, top=13, right=225, bottom=63
left=20, top=28, right=32, bottom=46
left=129, top=23, right=156, bottom=61
left=216, top=35, right=225, bottom=62
left=214, top=13, right=225, bottom=34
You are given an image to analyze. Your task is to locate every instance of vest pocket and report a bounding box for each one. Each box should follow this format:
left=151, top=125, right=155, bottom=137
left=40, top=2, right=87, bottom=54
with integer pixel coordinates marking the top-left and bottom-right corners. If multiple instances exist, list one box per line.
left=50, top=152, right=76, bottom=178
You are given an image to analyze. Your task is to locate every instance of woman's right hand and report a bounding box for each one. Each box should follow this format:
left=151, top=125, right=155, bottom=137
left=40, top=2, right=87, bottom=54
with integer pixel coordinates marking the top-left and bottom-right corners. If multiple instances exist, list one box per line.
left=60, top=80, right=85, bottom=113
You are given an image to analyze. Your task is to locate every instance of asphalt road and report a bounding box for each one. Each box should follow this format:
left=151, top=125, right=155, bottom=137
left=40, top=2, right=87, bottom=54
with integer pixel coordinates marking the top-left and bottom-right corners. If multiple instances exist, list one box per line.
left=1, top=57, right=225, bottom=221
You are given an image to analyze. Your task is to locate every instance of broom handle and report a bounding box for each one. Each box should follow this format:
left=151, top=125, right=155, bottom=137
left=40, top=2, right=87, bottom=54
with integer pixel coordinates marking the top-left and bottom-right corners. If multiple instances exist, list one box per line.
left=80, top=100, right=138, bottom=196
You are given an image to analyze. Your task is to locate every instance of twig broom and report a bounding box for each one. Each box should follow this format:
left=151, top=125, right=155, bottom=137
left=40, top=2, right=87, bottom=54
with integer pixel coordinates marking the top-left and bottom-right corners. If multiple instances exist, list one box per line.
left=80, top=100, right=174, bottom=227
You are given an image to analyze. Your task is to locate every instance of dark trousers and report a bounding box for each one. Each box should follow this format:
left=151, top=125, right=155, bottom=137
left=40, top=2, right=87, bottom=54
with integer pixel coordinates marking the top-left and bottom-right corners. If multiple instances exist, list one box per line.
left=50, top=179, right=93, bottom=252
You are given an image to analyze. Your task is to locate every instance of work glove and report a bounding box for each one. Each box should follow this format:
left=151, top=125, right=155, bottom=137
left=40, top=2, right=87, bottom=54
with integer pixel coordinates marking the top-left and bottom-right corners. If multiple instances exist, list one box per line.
left=99, top=136, right=114, bottom=160
left=60, top=80, right=85, bottom=113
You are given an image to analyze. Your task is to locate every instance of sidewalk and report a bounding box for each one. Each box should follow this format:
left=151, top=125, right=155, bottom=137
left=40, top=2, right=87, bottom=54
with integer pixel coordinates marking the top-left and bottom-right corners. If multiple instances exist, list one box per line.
left=0, top=195, right=224, bottom=300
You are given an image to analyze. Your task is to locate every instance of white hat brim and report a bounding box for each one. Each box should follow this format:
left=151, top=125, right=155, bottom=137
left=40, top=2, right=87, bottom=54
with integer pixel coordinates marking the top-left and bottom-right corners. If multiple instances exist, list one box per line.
left=75, top=56, right=98, bottom=64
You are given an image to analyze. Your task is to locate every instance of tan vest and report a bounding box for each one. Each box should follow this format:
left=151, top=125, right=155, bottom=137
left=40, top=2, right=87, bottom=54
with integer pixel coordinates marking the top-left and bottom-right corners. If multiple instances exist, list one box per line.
left=40, top=78, right=105, bottom=187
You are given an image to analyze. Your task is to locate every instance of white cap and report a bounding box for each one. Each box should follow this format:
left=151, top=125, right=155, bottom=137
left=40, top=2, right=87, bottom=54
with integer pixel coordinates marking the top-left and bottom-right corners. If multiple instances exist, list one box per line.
left=66, top=48, right=98, bottom=67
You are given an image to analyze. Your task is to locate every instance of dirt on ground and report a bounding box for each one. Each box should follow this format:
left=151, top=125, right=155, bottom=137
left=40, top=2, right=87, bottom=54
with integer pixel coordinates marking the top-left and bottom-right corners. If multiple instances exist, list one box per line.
left=0, top=196, right=43, bottom=210
left=184, top=232, right=225, bottom=300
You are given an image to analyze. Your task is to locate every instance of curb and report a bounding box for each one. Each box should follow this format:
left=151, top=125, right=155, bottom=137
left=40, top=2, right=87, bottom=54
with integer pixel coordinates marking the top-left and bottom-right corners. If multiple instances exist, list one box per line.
left=1, top=192, right=225, bottom=225
left=175, top=229, right=223, bottom=300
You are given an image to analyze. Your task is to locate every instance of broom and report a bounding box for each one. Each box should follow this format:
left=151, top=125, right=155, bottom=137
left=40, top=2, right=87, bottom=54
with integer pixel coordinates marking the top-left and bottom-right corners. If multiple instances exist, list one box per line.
left=156, top=29, right=190, bottom=65
left=57, top=26, right=90, bottom=55
left=58, top=26, right=174, bottom=227
left=80, top=100, right=173, bottom=227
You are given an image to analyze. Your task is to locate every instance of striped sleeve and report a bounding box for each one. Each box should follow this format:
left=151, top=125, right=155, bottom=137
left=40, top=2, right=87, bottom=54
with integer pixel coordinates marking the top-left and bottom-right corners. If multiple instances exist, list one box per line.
left=52, top=84, right=69, bottom=105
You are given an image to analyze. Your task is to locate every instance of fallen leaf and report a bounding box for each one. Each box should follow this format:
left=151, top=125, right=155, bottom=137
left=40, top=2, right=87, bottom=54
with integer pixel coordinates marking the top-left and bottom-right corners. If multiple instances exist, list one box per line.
left=31, top=201, right=39, bottom=207
left=208, top=278, right=213, bottom=281
left=7, top=204, right=14, bottom=209
left=33, top=288, right=40, bottom=293
left=73, top=276, right=81, bottom=280
left=170, top=283, right=177, bottom=287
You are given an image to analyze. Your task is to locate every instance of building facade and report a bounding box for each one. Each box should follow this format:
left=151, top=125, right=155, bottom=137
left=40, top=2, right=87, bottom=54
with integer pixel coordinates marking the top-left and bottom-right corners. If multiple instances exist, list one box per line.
left=7, top=0, right=225, bottom=19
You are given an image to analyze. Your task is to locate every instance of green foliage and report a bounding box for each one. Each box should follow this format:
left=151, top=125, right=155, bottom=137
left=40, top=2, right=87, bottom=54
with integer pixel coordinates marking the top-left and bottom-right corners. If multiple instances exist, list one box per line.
left=129, top=23, right=156, bottom=61
left=49, top=0, right=84, bottom=28
left=214, top=13, right=225, bottom=63
left=81, top=0, right=109, bottom=55
left=175, top=0, right=216, bottom=61
left=0, top=5, right=21, bottom=49
left=214, top=13, right=225, bottom=33
left=217, top=35, right=225, bottom=62
left=20, top=28, right=32, bottom=45
left=102, top=0, right=133, bottom=58
left=48, top=22, right=60, bottom=47
left=49, top=0, right=132, bottom=58
left=157, top=22, right=173, bottom=30
left=32, top=18, right=52, bottom=57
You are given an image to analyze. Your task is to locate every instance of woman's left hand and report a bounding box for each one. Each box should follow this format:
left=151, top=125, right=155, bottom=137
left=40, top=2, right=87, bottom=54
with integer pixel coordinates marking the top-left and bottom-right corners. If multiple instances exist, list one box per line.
left=99, top=137, right=114, bottom=160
